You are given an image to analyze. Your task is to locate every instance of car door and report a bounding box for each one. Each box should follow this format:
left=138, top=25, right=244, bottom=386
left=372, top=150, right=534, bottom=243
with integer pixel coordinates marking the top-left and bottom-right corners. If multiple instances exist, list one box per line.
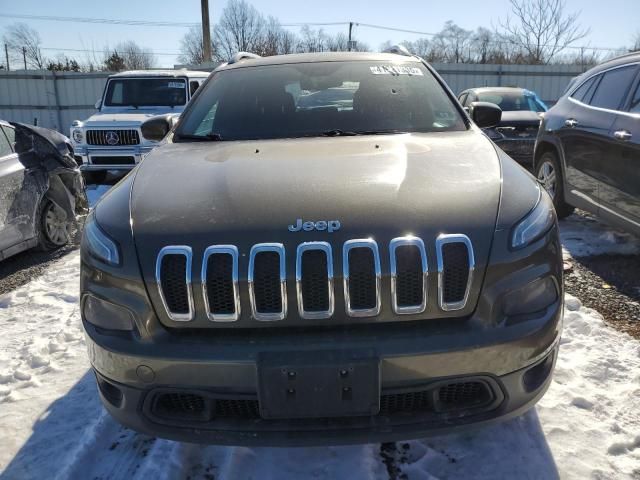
left=561, top=65, right=639, bottom=208
left=0, top=125, right=27, bottom=253
left=599, top=70, right=640, bottom=229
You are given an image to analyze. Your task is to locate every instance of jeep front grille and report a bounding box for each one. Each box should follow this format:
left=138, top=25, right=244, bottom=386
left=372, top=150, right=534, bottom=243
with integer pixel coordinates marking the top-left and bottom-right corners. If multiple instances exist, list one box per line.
left=156, top=246, right=194, bottom=321
left=436, top=234, right=475, bottom=311
left=296, top=242, right=334, bottom=319
left=155, top=235, right=474, bottom=323
left=202, top=246, right=240, bottom=322
left=343, top=239, right=381, bottom=317
left=248, top=244, right=287, bottom=321
left=86, top=129, right=140, bottom=146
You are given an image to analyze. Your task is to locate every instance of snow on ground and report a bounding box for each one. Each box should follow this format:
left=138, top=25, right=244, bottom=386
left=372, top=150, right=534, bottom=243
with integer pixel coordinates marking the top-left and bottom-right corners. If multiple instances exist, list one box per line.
left=0, top=259, right=638, bottom=478
left=560, top=211, right=640, bottom=258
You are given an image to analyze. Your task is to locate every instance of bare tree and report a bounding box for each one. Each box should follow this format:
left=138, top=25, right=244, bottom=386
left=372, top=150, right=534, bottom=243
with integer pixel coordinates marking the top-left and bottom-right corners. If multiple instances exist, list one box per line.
left=103, top=41, right=156, bottom=71
left=439, top=21, right=473, bottom=63
left=214, top=0, right=266, bottom=60
left=3, top=23, right=46, bottom=69
left=105, top=41, right=156, bottom=70
left=498, top=0, right=589, bottom=64
left=179, top=25, right=217, bottom=64
left=296, top=25, right=329, bottom=53
left=632, top=31, right=640, bottom=52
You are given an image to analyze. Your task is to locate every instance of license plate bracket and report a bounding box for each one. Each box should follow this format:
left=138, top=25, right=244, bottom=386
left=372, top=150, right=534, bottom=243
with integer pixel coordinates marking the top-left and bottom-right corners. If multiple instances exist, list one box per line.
left=257, top=350, right=380, bottom=419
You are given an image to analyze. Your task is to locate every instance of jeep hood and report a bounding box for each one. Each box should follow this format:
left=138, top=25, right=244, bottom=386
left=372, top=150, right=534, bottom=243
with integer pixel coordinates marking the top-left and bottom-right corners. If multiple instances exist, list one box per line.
left=131, top=130, right=501, bottom=267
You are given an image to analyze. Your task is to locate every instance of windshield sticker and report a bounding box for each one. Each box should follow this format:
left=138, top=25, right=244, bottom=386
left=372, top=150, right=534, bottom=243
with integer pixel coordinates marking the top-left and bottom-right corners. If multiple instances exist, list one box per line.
left=370, top=65, right=424, bottom=76
left=168, top=81, right=186, bottom=88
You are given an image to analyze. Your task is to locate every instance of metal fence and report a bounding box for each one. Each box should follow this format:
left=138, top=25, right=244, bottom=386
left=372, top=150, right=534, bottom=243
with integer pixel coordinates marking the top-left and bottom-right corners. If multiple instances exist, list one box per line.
left=0, top=63, right=587, bottom=134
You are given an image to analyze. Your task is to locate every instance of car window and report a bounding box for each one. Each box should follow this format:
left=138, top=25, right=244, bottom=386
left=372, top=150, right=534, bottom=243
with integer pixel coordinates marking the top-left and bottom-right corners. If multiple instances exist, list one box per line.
left=476, top=91, right=547, bottom=112
left=177, top=61, right=467, bottom=141
left=628, top=80, right=640, bottom=113
left=458, top=92, right=468, bottom=106
left=0, top=128, right=13, bottom=157
left=190, top=81, right=200, bottom=97
left=570, top=77, right=596, bottom=102
left=589, top=65, right=638, bottom=111
left=104, top=78, right=188, bottom=107
left=1, top=125, right=16, bottom=149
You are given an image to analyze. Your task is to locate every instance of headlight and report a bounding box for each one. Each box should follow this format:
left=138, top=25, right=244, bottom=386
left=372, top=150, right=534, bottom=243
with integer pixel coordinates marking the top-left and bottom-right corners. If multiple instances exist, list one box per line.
left=511, top=189, right=556, bottom=249
left=72, top=129, right=84, bottom=144
left=83, top=211, right=120, bottom=265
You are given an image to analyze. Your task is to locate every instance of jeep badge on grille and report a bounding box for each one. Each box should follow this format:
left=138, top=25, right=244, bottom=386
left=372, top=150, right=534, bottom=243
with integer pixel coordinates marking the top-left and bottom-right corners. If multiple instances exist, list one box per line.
left=288, top=219, right=341, bottom=233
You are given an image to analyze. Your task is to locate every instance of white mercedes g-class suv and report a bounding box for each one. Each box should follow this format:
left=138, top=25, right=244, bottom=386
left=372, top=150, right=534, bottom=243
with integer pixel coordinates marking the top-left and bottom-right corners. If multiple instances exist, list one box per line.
left=70, top=69, right=209, bottom=183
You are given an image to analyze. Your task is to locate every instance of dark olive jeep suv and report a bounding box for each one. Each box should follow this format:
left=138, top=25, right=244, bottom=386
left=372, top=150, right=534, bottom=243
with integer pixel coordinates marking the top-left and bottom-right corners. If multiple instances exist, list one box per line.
left=81, top=50, right=562, bottom=446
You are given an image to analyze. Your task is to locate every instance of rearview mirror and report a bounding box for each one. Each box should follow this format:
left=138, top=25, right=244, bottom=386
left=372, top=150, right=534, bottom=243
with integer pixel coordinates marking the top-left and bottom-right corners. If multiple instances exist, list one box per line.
left=468, top=101, right=502, bottom=129
left=141, top=114, right=178, bottom=142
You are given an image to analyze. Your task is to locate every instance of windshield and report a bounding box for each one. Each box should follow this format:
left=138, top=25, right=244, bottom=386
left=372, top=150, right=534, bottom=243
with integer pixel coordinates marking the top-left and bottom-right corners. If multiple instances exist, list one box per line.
left=476, top=91, right=547, bottom=112
left=176, top=61, right=466, bottom=141
left=104, top=78, right=187, bottom=107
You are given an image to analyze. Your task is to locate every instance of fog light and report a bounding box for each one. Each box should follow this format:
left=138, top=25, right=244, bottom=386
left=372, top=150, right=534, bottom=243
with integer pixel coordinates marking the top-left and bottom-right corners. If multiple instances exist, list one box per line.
left=83, top=294, right=134, bottom=331
left=503, top=276, right=558, bottom=317
left=523, top=350, right=555, bottom=392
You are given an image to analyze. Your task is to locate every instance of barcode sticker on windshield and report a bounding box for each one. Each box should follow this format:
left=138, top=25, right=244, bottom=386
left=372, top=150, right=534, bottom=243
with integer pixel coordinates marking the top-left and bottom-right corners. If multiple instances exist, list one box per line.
left=370, top=65, right=423, bottom=76
left=168, top=81, right=185, bottom=88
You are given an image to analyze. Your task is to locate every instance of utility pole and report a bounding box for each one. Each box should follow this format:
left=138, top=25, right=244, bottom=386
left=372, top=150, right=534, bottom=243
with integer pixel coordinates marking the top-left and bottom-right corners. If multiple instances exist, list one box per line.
left=22, top=46, right=27, bottom=70
left=348, top=22, right=353, bottom=51
left=4, top=44, right=9, bottom=71
left=201, top=0, right=212, bottom=63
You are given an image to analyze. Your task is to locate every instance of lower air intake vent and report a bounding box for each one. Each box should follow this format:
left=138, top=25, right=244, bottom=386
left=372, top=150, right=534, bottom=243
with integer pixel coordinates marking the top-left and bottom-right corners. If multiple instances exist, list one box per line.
left=436, top=381, right=491, bottom=411
left=380, top=389, right=432, bottom=415
left=156, top=247, right=193, bottom=321
left=154, top=393, right=210, bottom=421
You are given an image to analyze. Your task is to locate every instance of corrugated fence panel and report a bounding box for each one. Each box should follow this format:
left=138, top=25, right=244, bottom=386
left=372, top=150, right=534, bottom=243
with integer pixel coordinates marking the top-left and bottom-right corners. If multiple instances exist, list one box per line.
left=0, top=65, right=588, bottom=134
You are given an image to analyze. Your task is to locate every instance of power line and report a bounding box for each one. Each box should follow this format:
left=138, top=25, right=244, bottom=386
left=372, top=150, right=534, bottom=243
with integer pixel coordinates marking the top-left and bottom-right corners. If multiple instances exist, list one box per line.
left=39, top=47, right=181, bottom=57
left=0, top=13, right=200, bottom=28
left=0, top=12, right=625, bottom=53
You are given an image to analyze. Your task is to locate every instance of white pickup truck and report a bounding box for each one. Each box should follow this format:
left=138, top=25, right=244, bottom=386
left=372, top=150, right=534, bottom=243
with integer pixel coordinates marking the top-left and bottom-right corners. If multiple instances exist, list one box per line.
left=70, top=69, right=209, bottom=183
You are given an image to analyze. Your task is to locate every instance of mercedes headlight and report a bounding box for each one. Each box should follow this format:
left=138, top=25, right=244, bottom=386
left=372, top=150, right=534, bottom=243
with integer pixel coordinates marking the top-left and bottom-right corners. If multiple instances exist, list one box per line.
left=72, top=129, right=84, bottom=144
left=82, top=211, right=120, bottom=266
left=511, top=189, right=556, bottom=249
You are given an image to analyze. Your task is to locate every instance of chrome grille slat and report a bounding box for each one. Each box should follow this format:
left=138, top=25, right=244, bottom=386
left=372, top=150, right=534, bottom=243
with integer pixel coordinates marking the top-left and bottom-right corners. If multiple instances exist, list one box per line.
left=435, top=234, right=475, bottom=311
left=296, top=242, right=334, bottom=319
left=248, top=243, right=287, bottom=321
left=155, top=246, right=194, bottom=321
left=390, top=237, right=428, bottom=314
left=343, top=239, right=381, bottom=317
left=201, top=245, right=240, bottom=322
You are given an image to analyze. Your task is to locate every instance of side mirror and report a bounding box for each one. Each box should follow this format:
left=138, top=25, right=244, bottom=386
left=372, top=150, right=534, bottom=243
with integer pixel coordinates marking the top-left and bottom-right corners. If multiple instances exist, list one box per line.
left=94, top=98, right=102, bottom=110
left=468, top=101, right=502, bottom=128
left=141, top=114, right=178, bottom=142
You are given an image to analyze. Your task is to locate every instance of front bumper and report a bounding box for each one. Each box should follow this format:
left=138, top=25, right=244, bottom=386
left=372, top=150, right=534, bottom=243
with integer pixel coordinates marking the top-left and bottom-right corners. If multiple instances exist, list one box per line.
left=75, top=145, right=155, bottom=171
left=83, top=297, right=561, bottom=445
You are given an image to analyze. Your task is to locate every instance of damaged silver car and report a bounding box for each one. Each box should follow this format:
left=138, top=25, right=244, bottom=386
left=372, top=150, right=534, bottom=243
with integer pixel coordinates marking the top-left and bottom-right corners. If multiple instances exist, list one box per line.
left=0, top=120, right=87, bottom=261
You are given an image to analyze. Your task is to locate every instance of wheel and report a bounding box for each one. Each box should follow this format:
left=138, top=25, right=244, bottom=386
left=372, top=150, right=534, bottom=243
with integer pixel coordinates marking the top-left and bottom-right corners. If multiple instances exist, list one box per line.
left=84, top=170, right=107, bottom=185
left=37, top=199, right=72, bottom=251
left=535, top=151, right=574, bottom=219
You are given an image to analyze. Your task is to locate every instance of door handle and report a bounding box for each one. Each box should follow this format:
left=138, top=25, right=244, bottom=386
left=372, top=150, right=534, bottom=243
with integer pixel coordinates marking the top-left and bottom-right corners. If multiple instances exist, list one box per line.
left=613, top=130, right=632, bottom=141
left=564, top=118, right=578, bottom=128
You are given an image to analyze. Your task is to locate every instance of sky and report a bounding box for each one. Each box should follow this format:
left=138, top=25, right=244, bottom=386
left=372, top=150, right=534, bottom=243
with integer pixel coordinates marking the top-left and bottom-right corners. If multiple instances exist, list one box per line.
left=0, top=0, right=638, bottom=68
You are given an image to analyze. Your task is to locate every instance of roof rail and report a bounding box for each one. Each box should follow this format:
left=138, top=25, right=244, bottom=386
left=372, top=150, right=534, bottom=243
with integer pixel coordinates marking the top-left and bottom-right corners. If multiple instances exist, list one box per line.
left=382, top=44, right=413, bottom=57
left=228, top=52, right=262, bottom=64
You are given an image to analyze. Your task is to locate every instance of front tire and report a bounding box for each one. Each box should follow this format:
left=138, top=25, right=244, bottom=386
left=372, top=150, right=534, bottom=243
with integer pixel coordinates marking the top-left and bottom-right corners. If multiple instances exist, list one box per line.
left=536, top=152, right=574, bottom=219
left=37, top=199, right=72, bottom=251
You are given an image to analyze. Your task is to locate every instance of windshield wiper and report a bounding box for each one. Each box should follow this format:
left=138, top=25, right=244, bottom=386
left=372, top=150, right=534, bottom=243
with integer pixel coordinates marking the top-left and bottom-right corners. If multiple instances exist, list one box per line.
left=320, top=129, right=359, bottom=137
left=175, top=132, right=224, bottom=141
left=320, top=129, right=407, bottom=137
